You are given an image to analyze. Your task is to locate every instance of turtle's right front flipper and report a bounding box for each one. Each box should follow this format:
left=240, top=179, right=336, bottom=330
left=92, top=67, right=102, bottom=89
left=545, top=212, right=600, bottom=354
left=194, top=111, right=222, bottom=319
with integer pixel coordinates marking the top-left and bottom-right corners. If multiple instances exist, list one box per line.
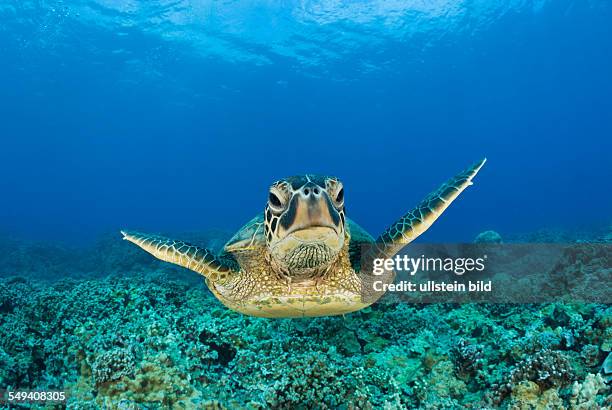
left=375, top=158, right=486, bottom=258
left=121, top=230, right=238, bottom=283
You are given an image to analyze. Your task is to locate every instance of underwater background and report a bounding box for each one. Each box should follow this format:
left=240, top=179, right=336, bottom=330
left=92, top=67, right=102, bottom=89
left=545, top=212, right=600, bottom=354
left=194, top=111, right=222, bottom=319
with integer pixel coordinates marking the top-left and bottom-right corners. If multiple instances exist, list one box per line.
left=0, top=0, right=611, bottom=408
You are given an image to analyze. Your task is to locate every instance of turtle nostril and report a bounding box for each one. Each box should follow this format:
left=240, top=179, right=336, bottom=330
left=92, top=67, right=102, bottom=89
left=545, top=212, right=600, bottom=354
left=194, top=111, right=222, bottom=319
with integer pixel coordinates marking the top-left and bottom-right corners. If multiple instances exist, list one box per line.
left=313, top=187, right=320, bottom=195
left=304, top=188, right=310, bottom=195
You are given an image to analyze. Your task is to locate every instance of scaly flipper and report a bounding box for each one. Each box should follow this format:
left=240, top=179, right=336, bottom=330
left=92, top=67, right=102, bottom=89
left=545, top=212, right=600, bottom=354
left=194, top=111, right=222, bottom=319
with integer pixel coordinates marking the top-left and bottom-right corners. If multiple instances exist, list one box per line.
left=376, top=158, right=486, bottom=258
left=121, top=230, right=239, bottom=283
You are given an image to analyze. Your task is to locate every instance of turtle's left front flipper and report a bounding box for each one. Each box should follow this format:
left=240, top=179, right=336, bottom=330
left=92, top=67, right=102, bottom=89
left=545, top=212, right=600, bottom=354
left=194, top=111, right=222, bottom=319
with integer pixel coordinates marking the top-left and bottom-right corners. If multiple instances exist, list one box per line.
left=376, top=158, right=486, bottom=258
left=121, top=230, right=238, bottom=283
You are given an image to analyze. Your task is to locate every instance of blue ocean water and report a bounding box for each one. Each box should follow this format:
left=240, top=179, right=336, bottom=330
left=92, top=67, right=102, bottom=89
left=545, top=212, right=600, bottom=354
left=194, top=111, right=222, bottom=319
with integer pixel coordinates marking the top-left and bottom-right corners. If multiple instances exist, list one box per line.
left=1, top=4, right=612, bottom=408
left=0, top=0, right=610, bottom=245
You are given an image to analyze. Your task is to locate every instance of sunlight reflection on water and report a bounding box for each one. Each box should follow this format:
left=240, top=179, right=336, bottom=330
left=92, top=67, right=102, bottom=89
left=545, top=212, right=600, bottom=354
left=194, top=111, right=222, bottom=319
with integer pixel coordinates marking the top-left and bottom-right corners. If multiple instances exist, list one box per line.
left=4, top=0, right=559, bottom=71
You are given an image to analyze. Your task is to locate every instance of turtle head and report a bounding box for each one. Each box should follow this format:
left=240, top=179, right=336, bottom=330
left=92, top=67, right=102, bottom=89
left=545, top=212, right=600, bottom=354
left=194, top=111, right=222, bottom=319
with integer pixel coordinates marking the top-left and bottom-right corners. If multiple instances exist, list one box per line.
left=264, top=175, right=346, bottom=279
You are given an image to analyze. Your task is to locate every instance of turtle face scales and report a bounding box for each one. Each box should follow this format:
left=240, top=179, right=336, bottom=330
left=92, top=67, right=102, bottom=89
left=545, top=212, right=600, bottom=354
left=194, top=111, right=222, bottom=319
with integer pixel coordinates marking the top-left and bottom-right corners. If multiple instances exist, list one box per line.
left=264, top=175, right=346, bottom=279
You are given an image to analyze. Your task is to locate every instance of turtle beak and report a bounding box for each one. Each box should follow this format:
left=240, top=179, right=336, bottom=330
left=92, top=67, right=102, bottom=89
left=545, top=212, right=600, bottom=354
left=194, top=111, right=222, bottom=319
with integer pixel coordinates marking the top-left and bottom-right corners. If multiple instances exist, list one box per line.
left=280, top=183, right=342, bottom=237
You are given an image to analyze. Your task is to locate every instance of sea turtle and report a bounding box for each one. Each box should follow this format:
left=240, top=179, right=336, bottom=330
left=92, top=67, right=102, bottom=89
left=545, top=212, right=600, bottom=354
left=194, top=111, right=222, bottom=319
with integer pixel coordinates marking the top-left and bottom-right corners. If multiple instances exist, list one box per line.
left=122, top=159, right=486, bottom=318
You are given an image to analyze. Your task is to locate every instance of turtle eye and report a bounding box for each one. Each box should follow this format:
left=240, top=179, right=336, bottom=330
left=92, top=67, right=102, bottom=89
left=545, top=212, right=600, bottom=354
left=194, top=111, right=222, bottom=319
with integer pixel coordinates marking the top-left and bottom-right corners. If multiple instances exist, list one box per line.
left=268, top=190, right=285, bottom=212
left=269, top=192, right=281, bottom=207
left=335, top=187, right=344, bottom=204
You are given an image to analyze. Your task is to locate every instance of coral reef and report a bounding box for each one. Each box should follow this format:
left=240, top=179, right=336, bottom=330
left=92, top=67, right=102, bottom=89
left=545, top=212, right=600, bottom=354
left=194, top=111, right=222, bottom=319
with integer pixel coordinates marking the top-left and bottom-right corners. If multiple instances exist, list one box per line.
left=92, top=348, right=136, bottom=386
left=474, top=230, right=503, bottom=244
left=505, top=380, right=564, bottom=410
left=0, top=230, right=231, bottom=281
left=1, top=274, right=609, bottom=408
left=451, top=338, right=485, bottom=383
left=0, top=228, right=610, bottom=408
left=570, top=373, right=607, bottom=409
left=505, top=224, right=611, bottom=243
left=508, top=349, right=574, bottom=390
